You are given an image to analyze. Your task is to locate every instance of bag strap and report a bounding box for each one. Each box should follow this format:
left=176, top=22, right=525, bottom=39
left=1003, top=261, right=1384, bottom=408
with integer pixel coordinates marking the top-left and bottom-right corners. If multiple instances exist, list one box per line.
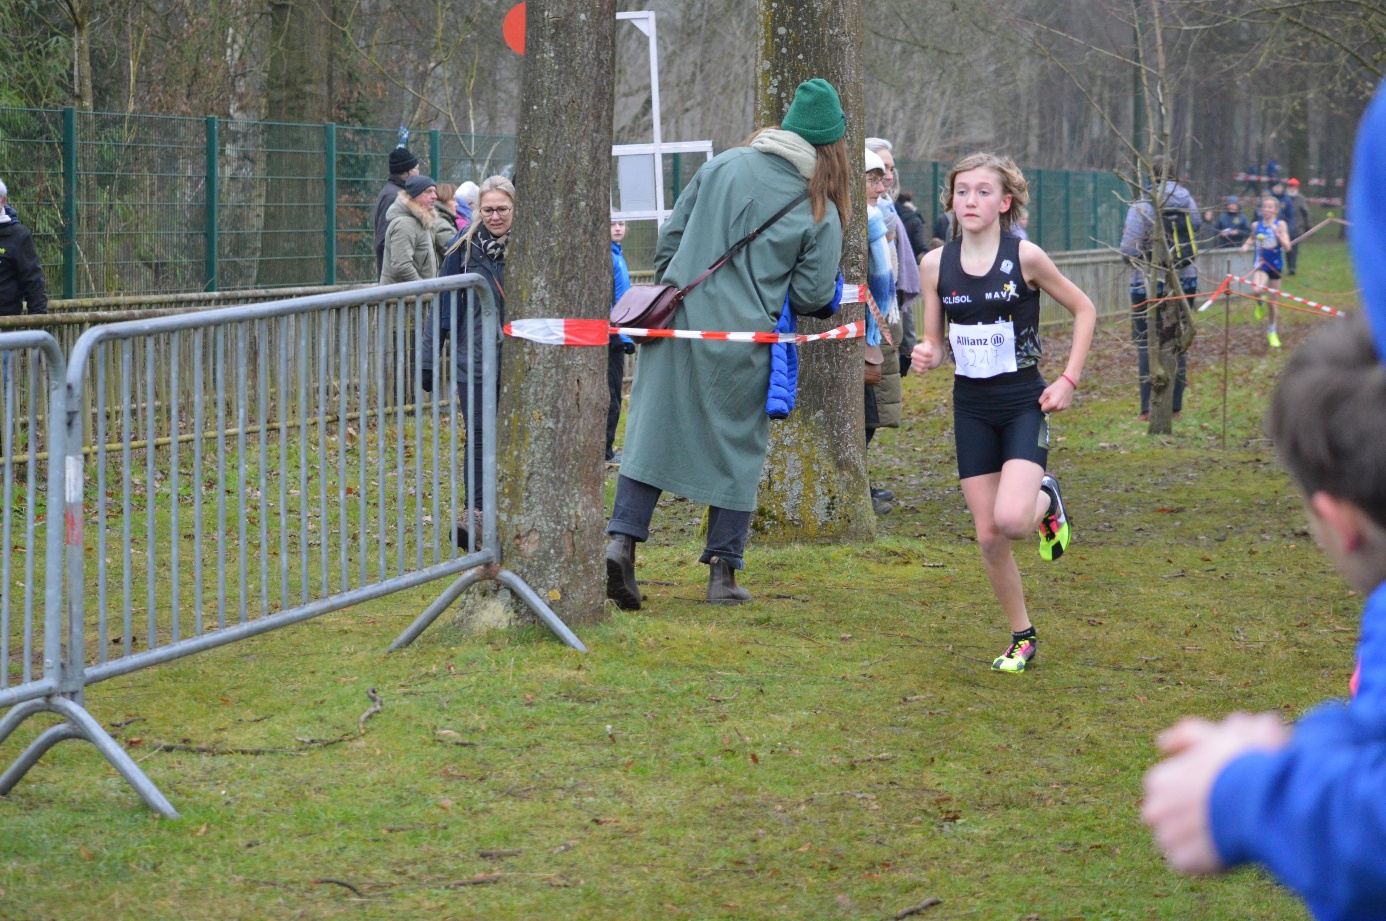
left=676, top=192, right=810, bottom=300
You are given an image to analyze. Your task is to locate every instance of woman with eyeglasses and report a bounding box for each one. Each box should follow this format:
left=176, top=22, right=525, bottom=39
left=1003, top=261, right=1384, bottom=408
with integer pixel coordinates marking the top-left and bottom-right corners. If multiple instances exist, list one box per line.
left=421, top=175, right=515, bottom=547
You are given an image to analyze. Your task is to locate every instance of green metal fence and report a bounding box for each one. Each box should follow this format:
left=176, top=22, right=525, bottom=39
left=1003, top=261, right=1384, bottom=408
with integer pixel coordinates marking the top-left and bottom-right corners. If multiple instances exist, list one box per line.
left=0, top=105, right=1128, bottom=295
left=892, top=160, right=1130, bottom=255
left=0, top=107, right=516, bottom=298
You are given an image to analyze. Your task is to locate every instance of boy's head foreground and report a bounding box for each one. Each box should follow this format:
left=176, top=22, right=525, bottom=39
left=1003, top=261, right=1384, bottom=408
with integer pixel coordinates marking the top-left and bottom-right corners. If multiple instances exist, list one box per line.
left=1268, top=317, right=1386, bottom=534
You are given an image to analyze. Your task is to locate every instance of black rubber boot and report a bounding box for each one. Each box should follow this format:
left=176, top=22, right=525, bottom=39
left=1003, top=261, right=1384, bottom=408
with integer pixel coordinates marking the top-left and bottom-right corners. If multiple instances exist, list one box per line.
left=706, top=556, right=751, bottom=605
left=605, top=534, right=642, bottom=610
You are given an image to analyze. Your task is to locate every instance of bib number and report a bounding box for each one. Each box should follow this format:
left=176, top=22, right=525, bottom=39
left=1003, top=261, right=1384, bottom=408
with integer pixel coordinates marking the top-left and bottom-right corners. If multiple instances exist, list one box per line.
left=950, top=320, right=1018, bottom=379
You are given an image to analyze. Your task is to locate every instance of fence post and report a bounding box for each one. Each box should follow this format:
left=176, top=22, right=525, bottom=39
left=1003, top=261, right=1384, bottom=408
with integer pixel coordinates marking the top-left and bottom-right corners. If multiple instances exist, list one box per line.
left=205, top=116, right=219, bottom=292
left=1033, top=168, right=1045, bottom=248
left=429, top=129, right=442, bottom=182
left=62, top=107, right=77, bottom=300
left=324, top=123, right=337, bottom=286
left=931, top=161, right=941, bottom=230
left=1063, top=171, right=1072, bottom=251
left=1090, top=174, right=1101, bottom=246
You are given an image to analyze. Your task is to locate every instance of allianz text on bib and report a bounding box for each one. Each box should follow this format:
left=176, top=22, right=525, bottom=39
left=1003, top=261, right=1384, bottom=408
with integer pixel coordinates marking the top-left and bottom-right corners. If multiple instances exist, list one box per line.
left=949, top=319, right=1017, bottom=379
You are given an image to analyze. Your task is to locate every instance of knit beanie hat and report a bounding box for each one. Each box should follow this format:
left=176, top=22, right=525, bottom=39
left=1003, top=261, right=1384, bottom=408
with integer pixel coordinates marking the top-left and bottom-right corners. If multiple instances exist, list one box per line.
left=781, top=78, right=846, bottom=146
left=864, top=148, right=886, bottom=175
left=404, top=175, right=436, bottom=198
left=389, top=146, right=419, bottom=175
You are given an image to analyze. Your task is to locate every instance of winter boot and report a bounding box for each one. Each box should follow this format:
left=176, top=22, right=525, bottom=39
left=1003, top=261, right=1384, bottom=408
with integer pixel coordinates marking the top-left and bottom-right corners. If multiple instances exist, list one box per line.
left=605, top=534, right=642, bottom=610
left=706, top=556, right=752, bottom=605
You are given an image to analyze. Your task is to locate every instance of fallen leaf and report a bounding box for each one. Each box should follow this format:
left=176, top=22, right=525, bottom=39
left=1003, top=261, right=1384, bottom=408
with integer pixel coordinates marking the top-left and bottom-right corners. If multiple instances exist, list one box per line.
left=79, top=847, right=94, bottom=861
left=548, top=589, right=561, bottom=602
left=194, top=824, right=208, bottom=837
left=750, top=752, right=760, bottom=764
left=594, top=818, right=620, bottom=825
left=438, top=798, right=454, bottom=810
left=796, top=842, right=812, bottom=852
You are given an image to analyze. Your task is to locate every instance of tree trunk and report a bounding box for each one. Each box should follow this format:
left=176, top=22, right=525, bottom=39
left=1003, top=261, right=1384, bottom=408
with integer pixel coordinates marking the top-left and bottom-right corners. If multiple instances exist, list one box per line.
left=753, top=0, right=873, bottom=543
left=67, top=0, right=94, bottom=110
left=497, top=0, right=616, bottom=627
left=257, top=0, right=335, bottom=287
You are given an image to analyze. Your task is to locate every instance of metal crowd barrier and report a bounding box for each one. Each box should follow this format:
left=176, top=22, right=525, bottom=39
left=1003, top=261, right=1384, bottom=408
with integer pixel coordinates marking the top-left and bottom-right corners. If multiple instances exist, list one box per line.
left=0, top=275, right=584, bottom=818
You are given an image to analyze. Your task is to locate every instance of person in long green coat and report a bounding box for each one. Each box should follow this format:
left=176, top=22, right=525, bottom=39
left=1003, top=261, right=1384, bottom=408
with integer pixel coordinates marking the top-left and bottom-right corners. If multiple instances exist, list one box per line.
left=605, top=78, right=851, bottom=609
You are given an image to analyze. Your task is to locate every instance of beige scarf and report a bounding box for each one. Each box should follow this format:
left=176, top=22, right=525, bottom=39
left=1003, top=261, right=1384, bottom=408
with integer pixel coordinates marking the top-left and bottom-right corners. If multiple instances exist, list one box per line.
left=750, top=128, right=817, bottom=180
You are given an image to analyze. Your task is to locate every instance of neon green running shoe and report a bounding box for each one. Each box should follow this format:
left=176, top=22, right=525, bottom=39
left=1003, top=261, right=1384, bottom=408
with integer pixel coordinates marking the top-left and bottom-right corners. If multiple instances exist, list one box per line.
left=992, top=636, right=1038, bottom=673
left=1254, top=301, right=1264, bottom=321
left=1268, top=331, right=1281, bottom=349
left=1038, top=474, right=1071, bottom=562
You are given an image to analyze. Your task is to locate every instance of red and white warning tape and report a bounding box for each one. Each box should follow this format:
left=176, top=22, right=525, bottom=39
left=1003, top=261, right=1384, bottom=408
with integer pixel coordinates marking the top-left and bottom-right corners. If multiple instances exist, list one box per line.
left=502, top=283, right=878, bottom=347
left=1198, top=274, right=1348, bottom=317
left=503, top=318, right=868, bottom=346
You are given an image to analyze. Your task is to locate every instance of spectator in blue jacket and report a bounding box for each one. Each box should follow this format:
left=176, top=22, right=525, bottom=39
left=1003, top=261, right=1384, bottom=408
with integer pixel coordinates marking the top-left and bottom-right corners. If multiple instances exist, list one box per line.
left=606, top=220, right=634, bottom=463
left=1141, top=317, right=1386, bottom=920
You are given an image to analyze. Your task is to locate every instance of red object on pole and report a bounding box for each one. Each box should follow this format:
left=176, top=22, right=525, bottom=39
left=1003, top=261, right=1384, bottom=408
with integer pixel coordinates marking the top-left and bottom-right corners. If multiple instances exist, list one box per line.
left=503, top=3, right=526, bottom=54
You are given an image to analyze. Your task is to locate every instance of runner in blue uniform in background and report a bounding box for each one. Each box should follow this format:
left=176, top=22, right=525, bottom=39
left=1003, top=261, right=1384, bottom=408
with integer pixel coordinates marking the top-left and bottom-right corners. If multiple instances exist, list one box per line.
left=1241, top=195, right=1293, bottom=349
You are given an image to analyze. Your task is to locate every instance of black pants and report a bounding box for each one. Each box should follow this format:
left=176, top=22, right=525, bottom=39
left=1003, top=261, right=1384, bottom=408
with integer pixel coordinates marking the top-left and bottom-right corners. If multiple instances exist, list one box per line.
left=1286, top=242, right=1299, bottom=274
left=608, top=475, right=752, bottom=570
left=606, top=341, right=625, bottom=460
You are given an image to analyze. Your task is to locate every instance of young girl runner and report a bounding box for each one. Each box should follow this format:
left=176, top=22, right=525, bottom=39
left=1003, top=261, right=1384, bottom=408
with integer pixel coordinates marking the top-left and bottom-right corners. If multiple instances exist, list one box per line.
left=1241, top=195, right=1293, bottom=349
left=911, top=153, right=1096, bottom=673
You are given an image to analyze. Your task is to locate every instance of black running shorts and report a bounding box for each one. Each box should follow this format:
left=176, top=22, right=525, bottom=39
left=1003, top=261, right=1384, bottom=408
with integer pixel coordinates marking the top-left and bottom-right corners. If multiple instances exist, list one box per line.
left=952, top=369, right=1049, bottom=479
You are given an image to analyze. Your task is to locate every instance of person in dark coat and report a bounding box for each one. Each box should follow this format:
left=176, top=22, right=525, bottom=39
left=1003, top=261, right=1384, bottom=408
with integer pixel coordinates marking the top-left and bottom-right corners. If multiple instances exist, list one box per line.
left=374, top=146, right=420, bottom=275
left=896, top=192, right=930, bottom=260
left=604, top=77, right=850, bottom=610
left=420, top=175, right=513, bottom=547
left=0, top=180, right=48, bottom=316
left=1213, top=196, right=1251, bottom=249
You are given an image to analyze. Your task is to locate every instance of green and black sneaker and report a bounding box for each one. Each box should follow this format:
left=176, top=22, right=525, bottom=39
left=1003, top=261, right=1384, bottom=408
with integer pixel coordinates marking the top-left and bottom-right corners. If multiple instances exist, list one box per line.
left=1038, top=473, right=1071, bottom=561
left=992, top=634, right=1037, bottom=673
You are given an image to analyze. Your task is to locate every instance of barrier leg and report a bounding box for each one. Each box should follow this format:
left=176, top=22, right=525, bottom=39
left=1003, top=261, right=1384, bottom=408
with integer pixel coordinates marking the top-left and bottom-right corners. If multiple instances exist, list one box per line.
left=48, top=697, right=179, bottom=817
left=0, top=699, right=48, bottom=746
left=0, top=722, right=84, bottom=794
left=495, top=569, right=587, bottom=652
left=0, top=696, right=178, bottom=817
left=389, top=568, right=487, bottom=651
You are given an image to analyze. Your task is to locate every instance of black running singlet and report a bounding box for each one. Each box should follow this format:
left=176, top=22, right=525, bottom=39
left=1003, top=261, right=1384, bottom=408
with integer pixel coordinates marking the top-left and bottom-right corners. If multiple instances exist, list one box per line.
left=937, top=233, right=1042, bottom=382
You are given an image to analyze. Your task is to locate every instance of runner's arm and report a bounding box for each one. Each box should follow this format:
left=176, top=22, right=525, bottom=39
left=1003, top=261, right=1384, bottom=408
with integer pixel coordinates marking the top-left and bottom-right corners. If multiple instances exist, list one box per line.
left=1020, top=240, right=1096, bottom=412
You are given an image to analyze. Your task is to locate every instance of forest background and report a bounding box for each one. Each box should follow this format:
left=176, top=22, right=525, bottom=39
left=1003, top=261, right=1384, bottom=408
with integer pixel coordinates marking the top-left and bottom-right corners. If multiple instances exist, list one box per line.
left=3, top=0, right=1382, bottom=207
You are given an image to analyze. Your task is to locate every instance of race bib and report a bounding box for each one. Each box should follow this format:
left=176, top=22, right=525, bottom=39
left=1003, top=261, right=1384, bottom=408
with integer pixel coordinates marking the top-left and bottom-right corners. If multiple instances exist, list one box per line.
left=950, top=319, right=1018, bottom=379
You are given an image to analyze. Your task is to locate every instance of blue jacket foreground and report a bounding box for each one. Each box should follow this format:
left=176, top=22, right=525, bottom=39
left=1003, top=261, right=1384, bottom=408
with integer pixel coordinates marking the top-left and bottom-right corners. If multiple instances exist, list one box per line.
left=1210, top=581, right=1386, bottom=920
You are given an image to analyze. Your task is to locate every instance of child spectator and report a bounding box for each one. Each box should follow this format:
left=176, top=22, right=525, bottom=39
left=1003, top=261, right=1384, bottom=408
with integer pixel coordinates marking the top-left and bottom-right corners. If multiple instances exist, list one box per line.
left=1142, top=315, right=1386, bottom=919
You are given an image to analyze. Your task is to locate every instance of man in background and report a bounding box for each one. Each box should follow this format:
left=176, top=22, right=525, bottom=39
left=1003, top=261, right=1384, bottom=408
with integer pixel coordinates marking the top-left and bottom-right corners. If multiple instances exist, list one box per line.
left=374, top=146, right=420, bottom=275
left=0, top=179, right=49, bottom=317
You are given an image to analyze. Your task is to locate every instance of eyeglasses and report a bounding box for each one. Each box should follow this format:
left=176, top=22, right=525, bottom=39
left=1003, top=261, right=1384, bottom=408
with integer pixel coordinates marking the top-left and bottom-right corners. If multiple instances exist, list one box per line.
left=481, top=206, right=512, bottom=216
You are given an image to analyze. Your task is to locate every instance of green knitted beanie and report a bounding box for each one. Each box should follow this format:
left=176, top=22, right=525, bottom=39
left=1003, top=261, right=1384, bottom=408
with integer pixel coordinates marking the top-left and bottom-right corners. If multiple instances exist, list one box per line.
left=781, top=78, right=846, bottom=146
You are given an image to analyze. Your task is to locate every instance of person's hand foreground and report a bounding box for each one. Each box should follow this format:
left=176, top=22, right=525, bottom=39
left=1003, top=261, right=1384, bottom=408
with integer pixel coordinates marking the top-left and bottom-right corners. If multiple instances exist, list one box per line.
left=1141, top=712, right=1291, bottom=875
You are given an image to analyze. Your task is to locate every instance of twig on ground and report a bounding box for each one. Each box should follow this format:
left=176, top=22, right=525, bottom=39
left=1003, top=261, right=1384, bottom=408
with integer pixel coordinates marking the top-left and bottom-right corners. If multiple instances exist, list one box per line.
left=896, top=896, right=942, bottom=918
left=707, top=691, right=739, bottom=703
left=313, top=878, right=363, bottom=897
left=142, top=742, right=304, bottom=756
left=110, top=716, right=146, bottom=730
left=359, top=687, right=383, bottom=734
left=478, top=848, right=523, bottom=858
left=444, top=873, right=502, bottom=888
left=295, top=734, right=354, bottom=748
left=849, top=753, right=893, bottom=765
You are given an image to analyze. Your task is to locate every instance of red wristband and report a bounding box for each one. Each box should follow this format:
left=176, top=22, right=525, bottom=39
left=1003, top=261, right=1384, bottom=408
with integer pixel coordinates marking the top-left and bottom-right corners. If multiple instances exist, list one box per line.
left=1060, top=372, right=1078, bottom=389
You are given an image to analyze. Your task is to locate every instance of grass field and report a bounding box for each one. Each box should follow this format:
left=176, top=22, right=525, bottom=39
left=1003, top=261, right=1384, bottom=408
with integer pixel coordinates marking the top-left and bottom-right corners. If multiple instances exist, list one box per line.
left=0, top=239, right=1360, bottom=920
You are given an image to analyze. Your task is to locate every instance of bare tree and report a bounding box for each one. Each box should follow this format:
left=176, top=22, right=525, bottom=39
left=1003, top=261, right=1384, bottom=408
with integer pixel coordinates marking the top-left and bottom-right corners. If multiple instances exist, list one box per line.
left=497, top=0, right=616, bottom=627
left=753, top=0, right=875, bottom=543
